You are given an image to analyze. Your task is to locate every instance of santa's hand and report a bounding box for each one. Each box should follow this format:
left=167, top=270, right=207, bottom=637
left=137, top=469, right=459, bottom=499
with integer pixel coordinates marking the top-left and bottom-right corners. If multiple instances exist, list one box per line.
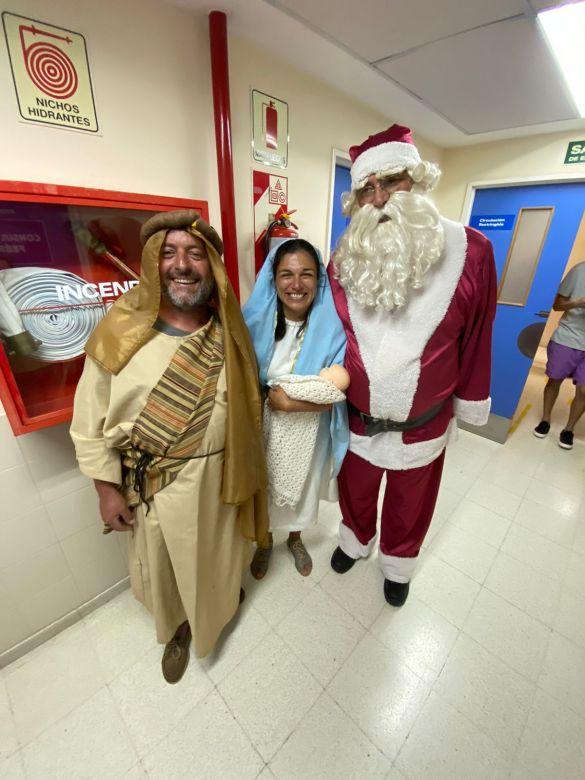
left=267, top=385, right=292, bottom=412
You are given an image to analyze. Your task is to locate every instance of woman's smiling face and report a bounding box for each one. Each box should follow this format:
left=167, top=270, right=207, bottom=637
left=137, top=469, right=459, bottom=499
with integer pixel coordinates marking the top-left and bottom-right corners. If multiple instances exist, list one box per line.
left=274, top=250, right=318, bottom=321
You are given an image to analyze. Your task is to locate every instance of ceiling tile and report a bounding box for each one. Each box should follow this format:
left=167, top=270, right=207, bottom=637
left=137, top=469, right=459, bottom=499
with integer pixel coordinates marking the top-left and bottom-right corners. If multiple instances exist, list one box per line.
left=528, top=0, right=570, bottom=11
left=377, top=16, right=578, bottom=133
left=270, top=0, right=528, bottom=61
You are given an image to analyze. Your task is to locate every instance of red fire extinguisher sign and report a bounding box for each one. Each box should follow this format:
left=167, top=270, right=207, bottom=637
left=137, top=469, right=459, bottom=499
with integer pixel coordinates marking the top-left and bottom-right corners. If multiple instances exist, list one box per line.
left=252, top=89, right=288, bottom=168
left=263, top=101, right=278, bottom=150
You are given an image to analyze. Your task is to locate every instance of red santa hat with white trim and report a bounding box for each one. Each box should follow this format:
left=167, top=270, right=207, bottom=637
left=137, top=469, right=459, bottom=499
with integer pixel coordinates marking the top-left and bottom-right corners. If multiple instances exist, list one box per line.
left=349, top=124, right=440, bottom=192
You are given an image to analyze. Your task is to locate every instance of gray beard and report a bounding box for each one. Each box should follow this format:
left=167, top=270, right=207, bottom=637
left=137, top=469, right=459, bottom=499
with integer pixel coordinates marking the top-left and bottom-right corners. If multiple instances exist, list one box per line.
left=334, top=192, right=445, bottom=311
left=162, top=276, right=215, bottom=310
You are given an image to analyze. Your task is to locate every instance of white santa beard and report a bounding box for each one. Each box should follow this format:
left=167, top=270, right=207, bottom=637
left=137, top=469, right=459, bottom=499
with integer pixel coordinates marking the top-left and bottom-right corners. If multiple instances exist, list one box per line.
left=334, top=192, right=445, bottom=311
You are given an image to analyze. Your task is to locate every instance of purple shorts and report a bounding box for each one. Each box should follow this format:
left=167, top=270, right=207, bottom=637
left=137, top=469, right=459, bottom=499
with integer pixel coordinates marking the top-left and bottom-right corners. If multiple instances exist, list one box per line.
left=546, top=340, right=585, bottom=385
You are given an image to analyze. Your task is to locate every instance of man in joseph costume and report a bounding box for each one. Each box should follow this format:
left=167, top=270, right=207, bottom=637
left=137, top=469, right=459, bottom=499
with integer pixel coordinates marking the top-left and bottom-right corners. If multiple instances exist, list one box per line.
left=70, top=210, right=268, bottom=683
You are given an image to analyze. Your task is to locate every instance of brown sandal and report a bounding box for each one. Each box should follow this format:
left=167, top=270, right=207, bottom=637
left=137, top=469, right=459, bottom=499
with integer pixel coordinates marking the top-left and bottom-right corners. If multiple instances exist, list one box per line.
left=250, top=541, right=273, bottom=580
left=287, top=538, right=313, bottom=576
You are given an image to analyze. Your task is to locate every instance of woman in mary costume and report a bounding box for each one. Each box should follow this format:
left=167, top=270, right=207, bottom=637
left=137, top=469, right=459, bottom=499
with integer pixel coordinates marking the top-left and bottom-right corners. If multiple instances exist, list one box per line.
left=243, top=238, right=349, bottom=578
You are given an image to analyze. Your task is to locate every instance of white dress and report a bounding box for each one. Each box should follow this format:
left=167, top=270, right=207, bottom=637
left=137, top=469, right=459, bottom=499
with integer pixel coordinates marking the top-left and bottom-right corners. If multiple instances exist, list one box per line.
left=266, top=320, right=336, bottom=532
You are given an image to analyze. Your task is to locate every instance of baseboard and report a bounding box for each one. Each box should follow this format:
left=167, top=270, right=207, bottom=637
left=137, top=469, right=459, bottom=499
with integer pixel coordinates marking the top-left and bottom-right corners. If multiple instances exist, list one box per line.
left=458, top=413, right=510, bottom=444
left=0, top=577, right=130, bottom=668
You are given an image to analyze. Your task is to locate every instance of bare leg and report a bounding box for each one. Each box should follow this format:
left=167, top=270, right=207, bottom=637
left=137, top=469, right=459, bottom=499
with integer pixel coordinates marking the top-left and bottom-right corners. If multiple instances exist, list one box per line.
left=542, top=378, right=563, bottom=422
left=565, top=384, right=585, bottom=431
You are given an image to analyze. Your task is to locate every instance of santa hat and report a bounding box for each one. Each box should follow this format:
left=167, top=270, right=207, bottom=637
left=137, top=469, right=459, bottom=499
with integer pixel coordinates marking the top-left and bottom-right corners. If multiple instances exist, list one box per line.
left=349, top=125, right=438, bottom=191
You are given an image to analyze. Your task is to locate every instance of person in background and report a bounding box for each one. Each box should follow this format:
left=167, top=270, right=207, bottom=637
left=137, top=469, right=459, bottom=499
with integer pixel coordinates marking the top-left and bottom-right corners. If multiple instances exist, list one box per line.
left=71, top=210, right=268, bottom=683
left=243, top=238, right=348, bottom=579
left=534, top=260, right=585, bottom=449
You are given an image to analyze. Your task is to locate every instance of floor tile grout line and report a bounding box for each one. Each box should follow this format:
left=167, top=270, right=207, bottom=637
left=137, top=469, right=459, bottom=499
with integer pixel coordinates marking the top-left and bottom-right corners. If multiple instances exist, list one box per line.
left=530, top=668, right=585, bottom=733
left=323, top=680, right=397, bottom=768
left=323, top=626, right=432, bottom=765
left=316, top=563, right=388, bottom=632
left=272, top=585, right=366, bottom=690
left=1, top=747, right=26, bottom=776
left=11, top=680, right=121, bottom=761
left=486, top=537, right=571, bottom=593
left=200, top=603, right=274, bottom=688
left=429, top=679, right=524, bottom=769
left=457, top=608, right=553, bottom=686
left=509, top=509, right=582, bottom=553
left=390, top=680, right=439, bottom=776
left=103, top=636, right=218, bottom=767
left=412, top=550, right=483, bottom=630
left=0, top=673, right=21, bottom=760
left=263, top=689, right=349, bottom=774
left=429, top=627, right=540, bottom=763
left=3, top=623, right=111, bottom=752
left=208, top=682, right=268, bottom=770
left=100, top=683, right=142, bottom=769
left=480, top=572, right=562, bottom=632
left=214, top=656, right=322, bottom=768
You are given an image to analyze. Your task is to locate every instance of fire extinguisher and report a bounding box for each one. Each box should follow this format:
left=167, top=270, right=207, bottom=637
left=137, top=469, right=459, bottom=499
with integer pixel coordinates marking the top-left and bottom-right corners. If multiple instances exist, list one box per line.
left=264, top=207, right=298, bottom=257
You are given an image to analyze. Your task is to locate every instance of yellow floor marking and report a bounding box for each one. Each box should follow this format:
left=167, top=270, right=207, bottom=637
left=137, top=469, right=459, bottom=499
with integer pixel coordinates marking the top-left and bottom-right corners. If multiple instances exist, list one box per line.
left=508, top=403, right=532, bottom=436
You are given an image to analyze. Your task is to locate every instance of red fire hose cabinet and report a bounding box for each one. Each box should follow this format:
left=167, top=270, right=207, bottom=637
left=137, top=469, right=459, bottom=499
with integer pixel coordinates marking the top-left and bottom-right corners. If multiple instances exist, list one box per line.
left=0, top=181, right=207, bottom=434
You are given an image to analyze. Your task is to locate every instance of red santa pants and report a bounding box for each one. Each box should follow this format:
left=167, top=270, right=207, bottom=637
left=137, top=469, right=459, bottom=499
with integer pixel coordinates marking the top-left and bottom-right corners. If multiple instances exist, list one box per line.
left=337, top=448, right=445, bottom=582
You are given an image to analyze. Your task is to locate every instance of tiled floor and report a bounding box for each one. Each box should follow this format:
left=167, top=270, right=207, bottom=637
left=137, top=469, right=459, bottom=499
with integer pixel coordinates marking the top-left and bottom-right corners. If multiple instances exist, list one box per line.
left=1, top=405, right=584, bottom=779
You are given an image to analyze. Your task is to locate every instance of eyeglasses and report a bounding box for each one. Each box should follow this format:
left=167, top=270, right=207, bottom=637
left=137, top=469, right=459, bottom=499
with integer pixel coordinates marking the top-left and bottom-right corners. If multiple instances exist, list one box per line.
left=357, top=175, right=410, bottom=203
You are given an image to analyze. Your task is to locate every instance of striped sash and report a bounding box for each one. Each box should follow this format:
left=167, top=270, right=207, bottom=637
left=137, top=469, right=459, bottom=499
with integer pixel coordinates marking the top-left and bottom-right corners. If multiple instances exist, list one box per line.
left=122, top=316, right=224, bottom=506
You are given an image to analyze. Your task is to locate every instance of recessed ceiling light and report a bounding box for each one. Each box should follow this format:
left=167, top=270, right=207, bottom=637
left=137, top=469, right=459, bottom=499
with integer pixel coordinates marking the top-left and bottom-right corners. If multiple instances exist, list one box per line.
left=538, top=1, right=585, bottom=117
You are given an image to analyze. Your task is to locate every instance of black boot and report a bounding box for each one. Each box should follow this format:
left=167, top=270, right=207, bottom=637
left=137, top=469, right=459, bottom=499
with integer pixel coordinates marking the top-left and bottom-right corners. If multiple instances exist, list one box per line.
left=331, top=546, right=357, bottom=574
left=383, top=578, right=409, bottom=607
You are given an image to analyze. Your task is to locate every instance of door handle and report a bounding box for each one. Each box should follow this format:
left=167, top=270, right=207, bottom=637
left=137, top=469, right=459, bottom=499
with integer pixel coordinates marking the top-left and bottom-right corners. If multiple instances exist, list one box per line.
left=534, top=310, right=550, bottom=318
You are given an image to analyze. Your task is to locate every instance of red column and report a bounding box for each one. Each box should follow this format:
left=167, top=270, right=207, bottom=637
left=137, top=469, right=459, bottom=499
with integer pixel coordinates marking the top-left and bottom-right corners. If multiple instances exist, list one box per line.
left=209, top=10, right=240, bottom=299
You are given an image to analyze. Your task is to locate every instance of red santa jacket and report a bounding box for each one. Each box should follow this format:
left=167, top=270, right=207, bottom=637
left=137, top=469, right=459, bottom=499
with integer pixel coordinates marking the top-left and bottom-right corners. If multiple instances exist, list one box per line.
left=328, top=218, right=497, bottom=470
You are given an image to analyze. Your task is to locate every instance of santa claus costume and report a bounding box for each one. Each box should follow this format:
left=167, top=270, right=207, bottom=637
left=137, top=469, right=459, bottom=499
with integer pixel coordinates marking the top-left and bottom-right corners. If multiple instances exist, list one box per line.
left=329, top=124, right=497, bottom=606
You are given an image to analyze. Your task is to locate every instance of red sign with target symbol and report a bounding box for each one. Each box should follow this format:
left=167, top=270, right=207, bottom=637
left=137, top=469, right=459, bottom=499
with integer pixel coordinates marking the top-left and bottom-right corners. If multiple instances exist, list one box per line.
left=3, top=12, right=98, bottom=133
left=20, top=25, right=79, bottom=99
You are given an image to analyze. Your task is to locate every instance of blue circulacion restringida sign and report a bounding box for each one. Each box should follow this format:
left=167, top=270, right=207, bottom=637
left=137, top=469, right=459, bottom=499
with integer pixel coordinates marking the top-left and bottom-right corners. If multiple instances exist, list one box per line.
left=470, top=214, right=516, bottom=231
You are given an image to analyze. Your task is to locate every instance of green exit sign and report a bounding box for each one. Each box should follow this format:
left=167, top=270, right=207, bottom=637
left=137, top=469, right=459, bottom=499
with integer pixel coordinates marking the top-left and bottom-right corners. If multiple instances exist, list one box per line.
left=564, top=141, right=585, bottom=164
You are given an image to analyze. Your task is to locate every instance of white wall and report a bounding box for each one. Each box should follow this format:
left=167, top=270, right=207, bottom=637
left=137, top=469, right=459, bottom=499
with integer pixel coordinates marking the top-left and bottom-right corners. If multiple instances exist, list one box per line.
left=0, top=0, right=219, bottom=211
left=436, top=130, right=585, bottom=221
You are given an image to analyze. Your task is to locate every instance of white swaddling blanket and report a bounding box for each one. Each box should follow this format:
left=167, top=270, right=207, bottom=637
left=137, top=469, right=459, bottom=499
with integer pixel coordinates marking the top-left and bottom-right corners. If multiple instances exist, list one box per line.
left=264, top=374, right=346, bottom=508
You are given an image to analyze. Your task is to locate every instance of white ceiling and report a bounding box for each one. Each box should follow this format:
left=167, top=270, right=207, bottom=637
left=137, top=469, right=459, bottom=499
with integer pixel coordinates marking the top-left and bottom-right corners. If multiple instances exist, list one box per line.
left=171, top=0, right=585, bottom=147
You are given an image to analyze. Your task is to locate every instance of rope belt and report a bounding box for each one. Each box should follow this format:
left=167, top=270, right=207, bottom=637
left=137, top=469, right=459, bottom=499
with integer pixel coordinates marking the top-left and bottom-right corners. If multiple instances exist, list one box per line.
left=132, top=448, right=225, bottom=507
left=347, top=400, right=444, bottom=436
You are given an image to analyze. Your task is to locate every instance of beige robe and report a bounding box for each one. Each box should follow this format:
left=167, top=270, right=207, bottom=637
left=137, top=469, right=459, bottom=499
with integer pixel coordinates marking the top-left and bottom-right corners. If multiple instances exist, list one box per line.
left=70, top=329, right=250, bottom=657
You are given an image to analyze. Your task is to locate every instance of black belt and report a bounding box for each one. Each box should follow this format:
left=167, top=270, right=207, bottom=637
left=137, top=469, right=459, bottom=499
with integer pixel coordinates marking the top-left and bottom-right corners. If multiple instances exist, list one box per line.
left=347, top=400, right=444, bottom=436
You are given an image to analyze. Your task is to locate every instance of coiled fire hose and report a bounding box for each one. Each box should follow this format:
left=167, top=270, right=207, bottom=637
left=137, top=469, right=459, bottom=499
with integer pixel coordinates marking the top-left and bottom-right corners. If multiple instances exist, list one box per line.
left=0, top=267, right=106, bottom=361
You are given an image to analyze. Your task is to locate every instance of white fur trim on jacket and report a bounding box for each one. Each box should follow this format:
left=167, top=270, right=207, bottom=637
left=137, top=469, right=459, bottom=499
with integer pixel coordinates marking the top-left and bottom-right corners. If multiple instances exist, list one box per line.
left=454, top=396, right=491, bottom=426
left=349, top=418, right=457, bottom=471
left=338, top=522, right=376, bottom=559
left=378, top=551, right=418, bottom=583
left=348, top=218, right=467, bottom=423
left=351, top=142, right=421, bottom=189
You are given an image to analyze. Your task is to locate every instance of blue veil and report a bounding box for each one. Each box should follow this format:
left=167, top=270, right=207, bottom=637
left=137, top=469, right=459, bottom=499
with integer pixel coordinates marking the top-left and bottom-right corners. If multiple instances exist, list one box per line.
left=242, top=241, right=349, bottom=475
